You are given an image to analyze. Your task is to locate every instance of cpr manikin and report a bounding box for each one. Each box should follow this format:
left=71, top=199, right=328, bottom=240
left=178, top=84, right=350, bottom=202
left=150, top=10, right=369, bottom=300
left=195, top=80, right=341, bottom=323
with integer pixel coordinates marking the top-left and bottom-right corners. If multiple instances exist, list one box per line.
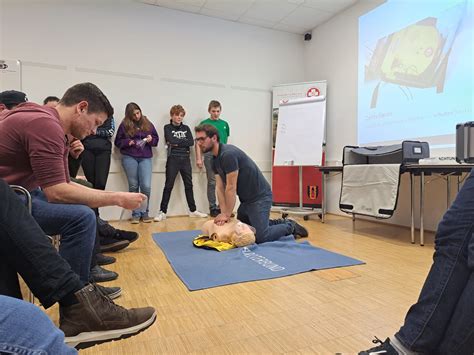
left=201, top=219, right=256, bottom=247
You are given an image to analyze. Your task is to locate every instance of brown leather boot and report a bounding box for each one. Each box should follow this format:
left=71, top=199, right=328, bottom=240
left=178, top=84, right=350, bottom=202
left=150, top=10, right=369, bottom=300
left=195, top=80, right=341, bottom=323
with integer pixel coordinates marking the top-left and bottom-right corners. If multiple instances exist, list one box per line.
left=60, top=284, right=156, bottom=347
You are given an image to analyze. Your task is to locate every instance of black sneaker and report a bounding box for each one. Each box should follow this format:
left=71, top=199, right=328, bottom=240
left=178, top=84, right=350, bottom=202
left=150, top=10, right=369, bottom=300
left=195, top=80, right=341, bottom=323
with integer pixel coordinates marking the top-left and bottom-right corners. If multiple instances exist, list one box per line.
left=288, top=219, right=309, bottom=238
left=99, top=237, right=130, bottom=253
left=96, top=253, right=116, bottom=266
left=209, top=208, right=220, bottom=217
left=359, top=337, right=399, bottom=355
left=96, top=284, right=122, bottom=300
left=113, top=229, right=139, bottom=243
left=90, top=265, right=118, bottom=283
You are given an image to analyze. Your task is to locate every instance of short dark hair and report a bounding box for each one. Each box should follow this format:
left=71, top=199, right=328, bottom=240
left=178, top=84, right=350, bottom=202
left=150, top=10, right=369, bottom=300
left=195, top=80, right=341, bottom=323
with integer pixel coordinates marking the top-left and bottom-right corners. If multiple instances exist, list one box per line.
left=195, top=124, right=220, bottom=142
left=43, top=96, right=60, bottom=105
left=59, top=83, right=113, bottom=117
left=0, top=90, right=28, bottom=109
left=208, top=100, right=221, bottom=111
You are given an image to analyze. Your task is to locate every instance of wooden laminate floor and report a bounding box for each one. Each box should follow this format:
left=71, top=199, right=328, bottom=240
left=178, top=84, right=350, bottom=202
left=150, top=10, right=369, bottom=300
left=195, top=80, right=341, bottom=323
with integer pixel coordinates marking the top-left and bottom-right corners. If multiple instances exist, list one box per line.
left=44, top=213, right=435, bottom=354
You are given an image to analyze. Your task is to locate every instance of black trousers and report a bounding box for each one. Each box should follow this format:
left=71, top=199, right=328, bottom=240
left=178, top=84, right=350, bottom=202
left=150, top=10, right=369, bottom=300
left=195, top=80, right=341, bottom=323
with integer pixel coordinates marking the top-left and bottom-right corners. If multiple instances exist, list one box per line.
left=81, top=149, right=111, bottom=191
left=160, top=155, right=196, bottom=213
left=68, top=155, right=82, bottom=178
left=0, top=179, right=83, bottom=308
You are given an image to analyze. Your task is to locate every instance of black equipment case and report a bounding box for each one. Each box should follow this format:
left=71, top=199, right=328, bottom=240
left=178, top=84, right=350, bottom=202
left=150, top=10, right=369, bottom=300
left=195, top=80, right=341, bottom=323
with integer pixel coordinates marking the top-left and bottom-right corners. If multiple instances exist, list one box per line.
left=456, top=122, right=474, bottom=163
left=343, top=140, right=430, bottom=165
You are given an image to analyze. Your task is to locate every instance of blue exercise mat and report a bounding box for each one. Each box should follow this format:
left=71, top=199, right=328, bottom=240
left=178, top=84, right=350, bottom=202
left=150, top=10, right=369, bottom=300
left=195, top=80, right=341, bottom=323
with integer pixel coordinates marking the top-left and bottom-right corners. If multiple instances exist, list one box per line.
left=152, top=230, right=364, bottom=291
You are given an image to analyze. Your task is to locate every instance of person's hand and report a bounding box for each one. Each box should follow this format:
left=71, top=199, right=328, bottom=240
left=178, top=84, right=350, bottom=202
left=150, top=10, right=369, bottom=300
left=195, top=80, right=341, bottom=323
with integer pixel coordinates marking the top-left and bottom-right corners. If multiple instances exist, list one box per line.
left=196, top=159, right=203, bottom=169
left=128, top=140, right=135, bottom=146
left=69, top=139, right=84, bottom=159
left=116, top=192, right=146, bottom=210
left=214, top=213, right=230, bottom=226
left=145, top=135, right=152, bottom=143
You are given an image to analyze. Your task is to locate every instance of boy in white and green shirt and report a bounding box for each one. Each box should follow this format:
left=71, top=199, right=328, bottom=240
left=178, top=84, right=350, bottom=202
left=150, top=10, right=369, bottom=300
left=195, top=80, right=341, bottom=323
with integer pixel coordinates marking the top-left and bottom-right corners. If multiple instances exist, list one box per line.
left=195, top=100, right=230, bottom=217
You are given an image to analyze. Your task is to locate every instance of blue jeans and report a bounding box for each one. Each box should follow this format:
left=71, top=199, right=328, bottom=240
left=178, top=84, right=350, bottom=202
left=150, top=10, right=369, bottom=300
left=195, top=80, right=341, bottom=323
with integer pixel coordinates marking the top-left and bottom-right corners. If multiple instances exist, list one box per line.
left=396, top=170, right=474, bottom=354
left=0, top=295, right=77, bottom=354
left=30, top=190, right=96, bottom=283
left=121, top=155, right=152, bottom=218
left=237, top=193, right=293, bottom=243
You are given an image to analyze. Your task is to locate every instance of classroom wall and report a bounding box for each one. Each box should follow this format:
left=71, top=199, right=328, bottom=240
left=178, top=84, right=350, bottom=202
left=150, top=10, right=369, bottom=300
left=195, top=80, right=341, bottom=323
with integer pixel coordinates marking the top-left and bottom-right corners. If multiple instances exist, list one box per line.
left=304, top=0, right=454, bottom=232
left=1, top=0, right=306, bottom=220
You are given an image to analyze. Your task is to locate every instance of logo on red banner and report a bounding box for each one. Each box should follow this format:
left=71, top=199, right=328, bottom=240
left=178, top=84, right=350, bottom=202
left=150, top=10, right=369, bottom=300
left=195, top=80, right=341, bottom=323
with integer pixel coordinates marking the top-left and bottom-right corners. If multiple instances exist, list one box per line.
left=306, top=87, right=320, bottom=97
left=307, top=186, right=318, bottom=199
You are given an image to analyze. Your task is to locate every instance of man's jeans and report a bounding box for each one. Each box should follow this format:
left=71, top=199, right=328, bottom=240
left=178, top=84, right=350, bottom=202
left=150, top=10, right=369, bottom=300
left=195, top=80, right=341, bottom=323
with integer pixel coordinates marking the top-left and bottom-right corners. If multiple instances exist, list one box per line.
left=237, top=193, right=293, bottom=243
left=0, top=295, right=77, bottom=354
left=204, top=152, right=217, bottom=210
left=121, top=155, right=152, bottom=218
left=396, top=170, right=474, bottom=354
left=0, top=180, right=83, bottom=308
left=160, top=155, right=197, bottom=213
left=30, top=189, right=96, bottom=283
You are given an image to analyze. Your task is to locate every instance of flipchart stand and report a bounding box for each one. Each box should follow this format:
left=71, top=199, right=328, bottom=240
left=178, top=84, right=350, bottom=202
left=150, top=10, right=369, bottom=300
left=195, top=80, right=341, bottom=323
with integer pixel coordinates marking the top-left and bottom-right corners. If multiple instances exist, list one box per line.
left=272, top=96, right=327, bottom=220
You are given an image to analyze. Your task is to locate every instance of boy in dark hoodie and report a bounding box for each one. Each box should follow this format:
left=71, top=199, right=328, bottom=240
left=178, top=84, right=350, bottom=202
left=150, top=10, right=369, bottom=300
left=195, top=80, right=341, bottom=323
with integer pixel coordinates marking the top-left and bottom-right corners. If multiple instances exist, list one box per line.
left=155, top=105, right=207, bottom=221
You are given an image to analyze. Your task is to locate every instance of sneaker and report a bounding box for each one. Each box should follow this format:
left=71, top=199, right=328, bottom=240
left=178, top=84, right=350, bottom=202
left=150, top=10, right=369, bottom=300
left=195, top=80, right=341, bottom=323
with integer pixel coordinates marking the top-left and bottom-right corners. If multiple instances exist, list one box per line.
left=359, top=337, right=399, bottom=355
left=90, top=265, right=118, bottom=283
left=209, top=208, right=221, bottom=217
left=189, top=210, right=208, bottom=218
left=99, top=237, right=130, bottom=253
left=141, top=214, right=153, bottom=223
left=288, top=219, right=309, bottom=238
left=154, top=211, right=166, bottom=222
left=130, top=216, right=140, bottom=224
left=96, top=284, right=122, bottom=300
left=96, top=253, right=116, bottom=266
left=60, top=284, right=156, bottom=348
left=113, top=229, right=139, bottom=243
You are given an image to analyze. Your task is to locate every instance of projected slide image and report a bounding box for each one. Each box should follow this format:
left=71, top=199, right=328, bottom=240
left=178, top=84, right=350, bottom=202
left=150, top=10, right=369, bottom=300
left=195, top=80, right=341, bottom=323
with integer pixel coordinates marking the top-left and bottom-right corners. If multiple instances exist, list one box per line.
left=358, top=0, right=473, bottom=147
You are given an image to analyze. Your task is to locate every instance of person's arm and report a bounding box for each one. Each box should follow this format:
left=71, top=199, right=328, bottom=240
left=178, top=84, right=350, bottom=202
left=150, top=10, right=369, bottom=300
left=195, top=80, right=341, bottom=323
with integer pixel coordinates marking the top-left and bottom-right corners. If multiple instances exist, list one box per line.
left=43, top=182, right=145, bottom=209
left=148, top=124, right=159, bottom=147
left=164, top=124, right=174, bottom=146
left=69, top=139, right=84, bottom=159
left=95, top=116, right=115, bottom=138
left=214, top=170, right=238, bottom=225
left=215, top=175, right=227, bottom=213
left=179, top=126, right=194, bottom=147
left=114, top=123, right=134, bottom=148
left=195, top=144, right=203, bottom=168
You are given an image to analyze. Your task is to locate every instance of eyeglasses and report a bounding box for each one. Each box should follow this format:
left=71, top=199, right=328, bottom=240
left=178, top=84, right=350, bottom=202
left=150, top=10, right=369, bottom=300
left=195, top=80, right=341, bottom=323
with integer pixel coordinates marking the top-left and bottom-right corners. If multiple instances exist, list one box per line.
left=194, top=137, right=207, bottom=142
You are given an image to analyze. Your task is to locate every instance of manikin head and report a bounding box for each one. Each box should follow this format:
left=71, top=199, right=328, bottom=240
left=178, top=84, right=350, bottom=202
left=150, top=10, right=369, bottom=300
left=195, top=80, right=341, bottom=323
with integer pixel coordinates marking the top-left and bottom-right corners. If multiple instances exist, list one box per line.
left=230, top=221, right=256, bottom=247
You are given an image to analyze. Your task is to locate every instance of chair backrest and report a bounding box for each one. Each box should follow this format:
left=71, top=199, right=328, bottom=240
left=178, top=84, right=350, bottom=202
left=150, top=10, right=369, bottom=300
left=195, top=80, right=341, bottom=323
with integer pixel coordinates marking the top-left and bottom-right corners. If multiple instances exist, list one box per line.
left=9, top=185, right=32, bottom=214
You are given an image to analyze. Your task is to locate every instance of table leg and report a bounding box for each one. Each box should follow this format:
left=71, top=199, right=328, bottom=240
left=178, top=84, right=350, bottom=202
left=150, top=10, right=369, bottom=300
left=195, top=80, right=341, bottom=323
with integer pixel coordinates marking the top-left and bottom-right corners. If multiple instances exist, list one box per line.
left=321, top=172, right=326, bottom=223
left=420, top=171, right=425, bottom=246
left=447, top=175, right=451, bottom=208
left=411, top=173, right=415, bottom=244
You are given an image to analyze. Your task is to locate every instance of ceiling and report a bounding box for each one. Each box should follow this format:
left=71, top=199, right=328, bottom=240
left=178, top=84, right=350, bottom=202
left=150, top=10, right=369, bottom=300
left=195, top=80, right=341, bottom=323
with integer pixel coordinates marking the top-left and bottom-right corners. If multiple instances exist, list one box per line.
left=139, top=0, right=358, bottom=35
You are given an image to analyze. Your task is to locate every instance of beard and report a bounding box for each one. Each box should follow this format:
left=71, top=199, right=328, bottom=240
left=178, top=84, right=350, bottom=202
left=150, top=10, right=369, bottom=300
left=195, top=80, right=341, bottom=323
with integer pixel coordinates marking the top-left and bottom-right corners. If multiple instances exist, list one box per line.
left=201, top=144, right=213, bottom=153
